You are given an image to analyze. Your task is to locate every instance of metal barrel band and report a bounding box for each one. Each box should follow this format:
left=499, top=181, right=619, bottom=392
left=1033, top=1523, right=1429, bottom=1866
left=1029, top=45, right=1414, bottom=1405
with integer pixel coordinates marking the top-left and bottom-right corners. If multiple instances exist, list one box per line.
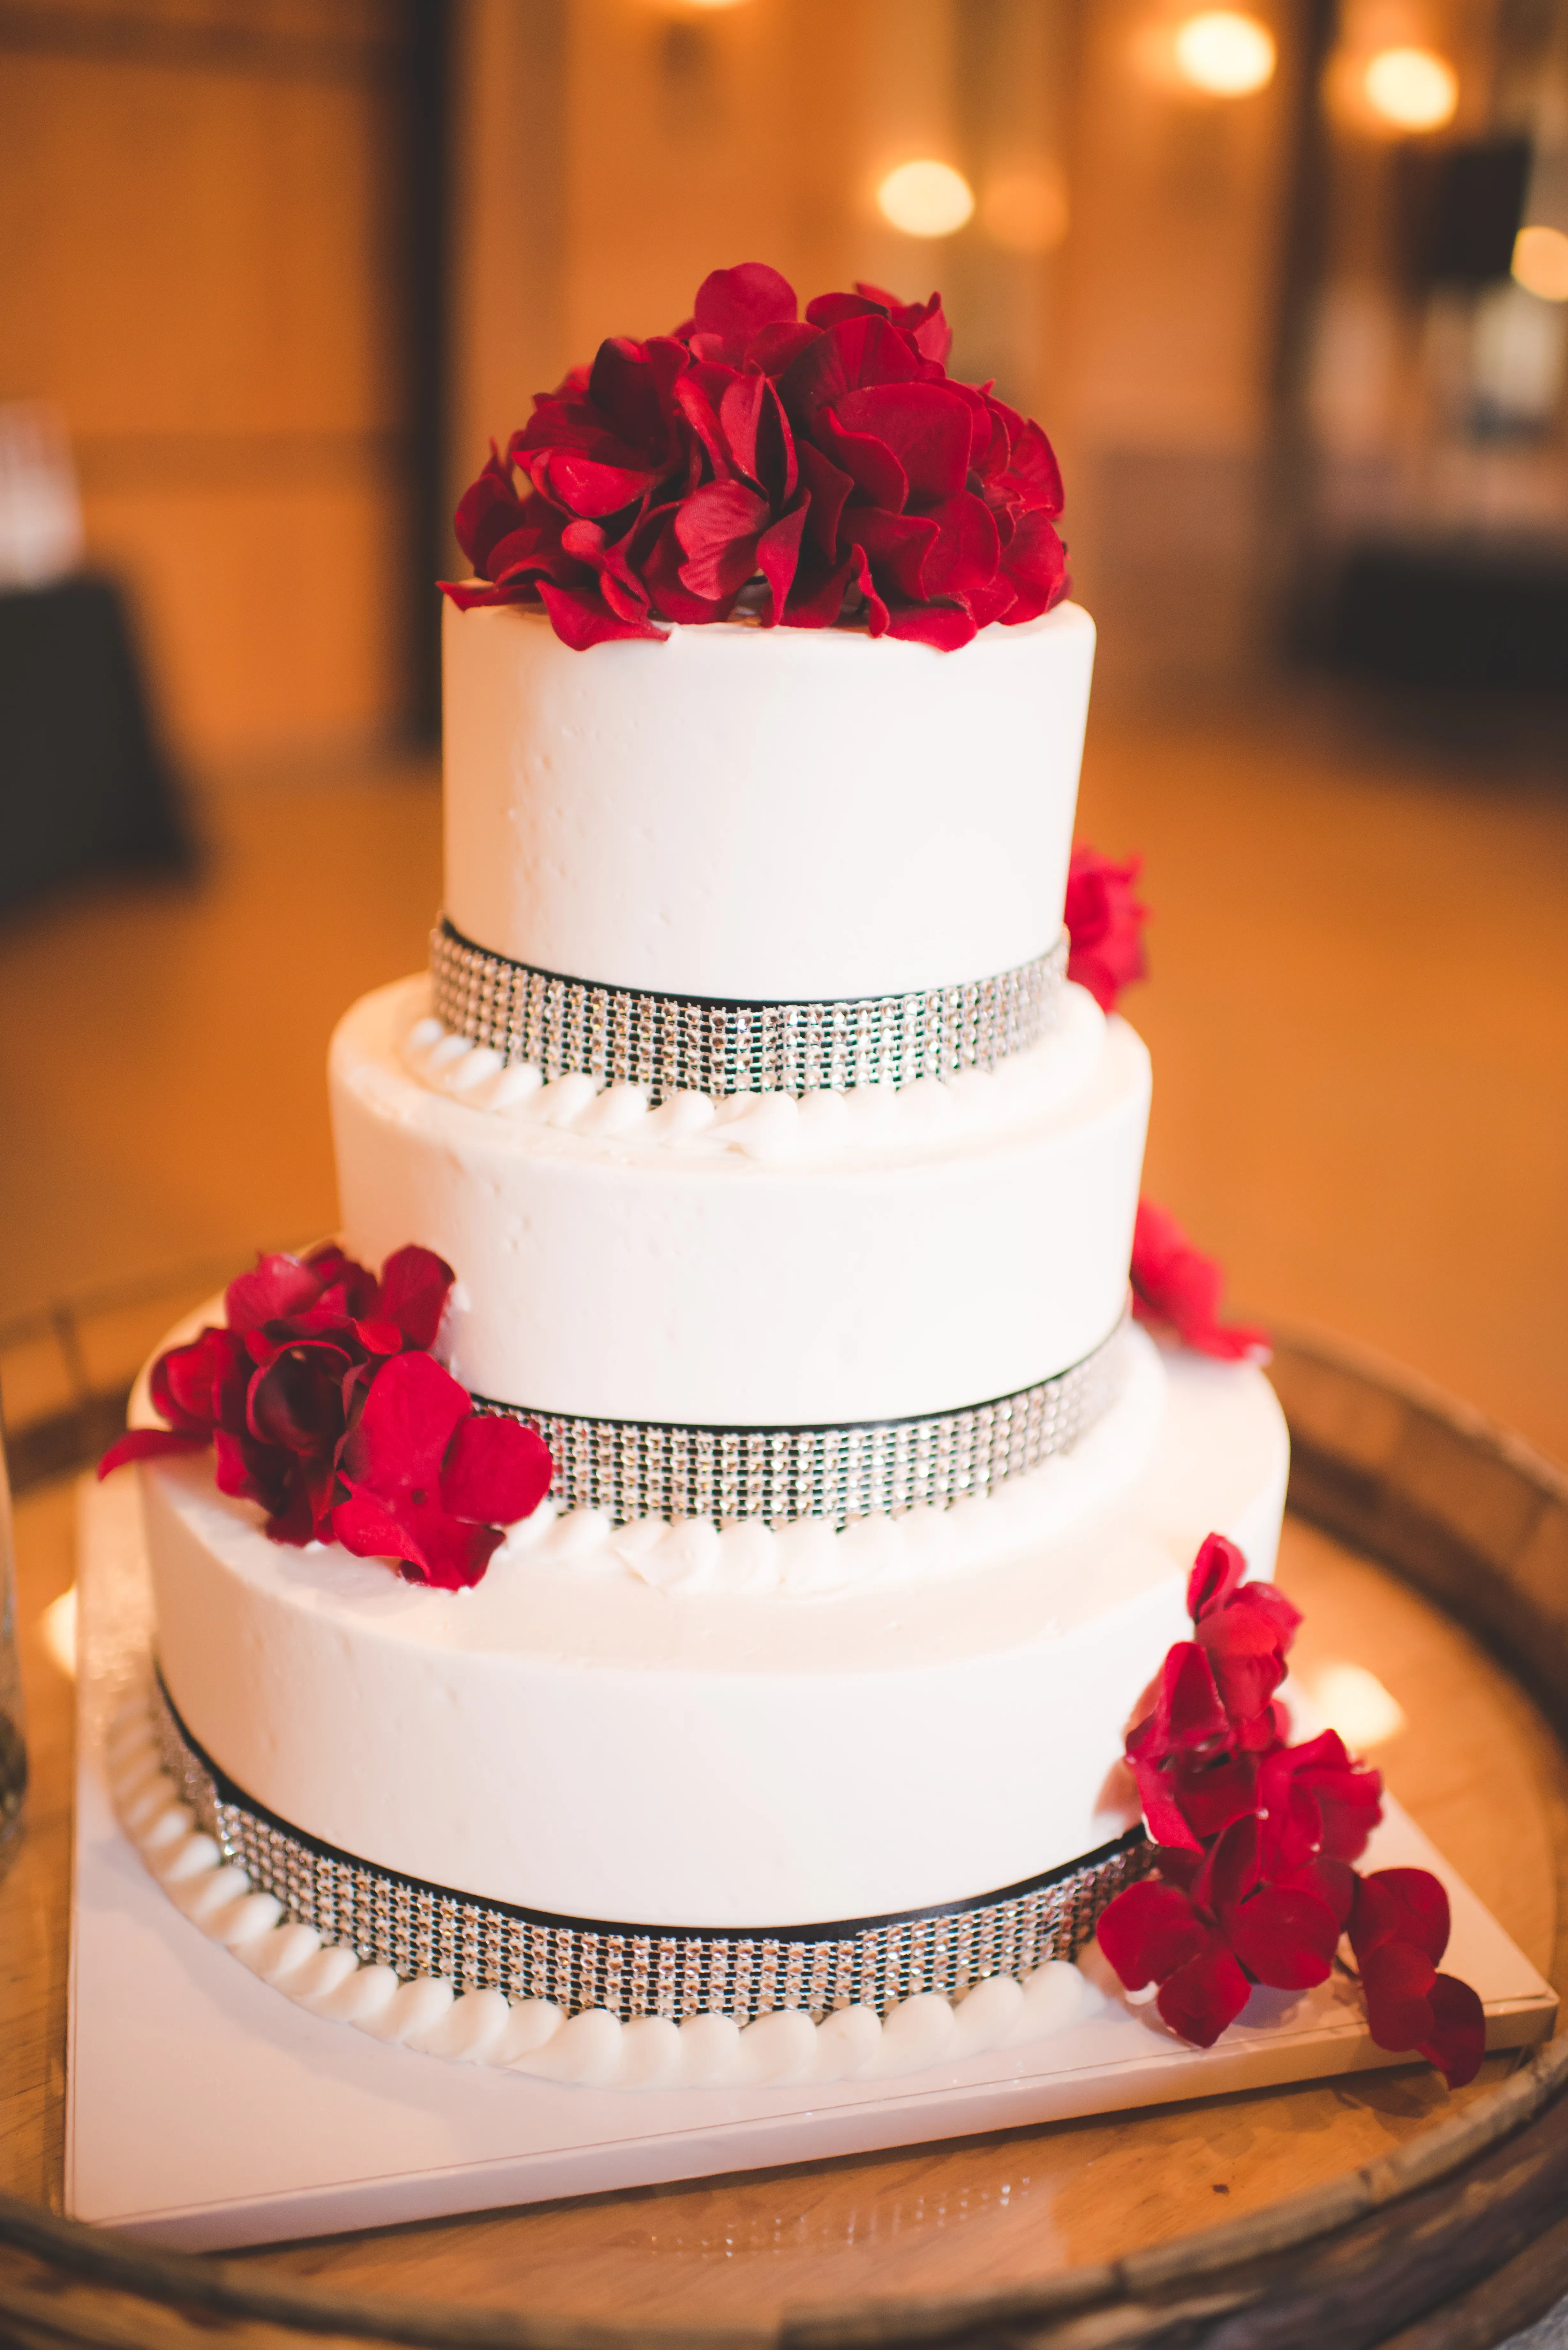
left=430, top=918, right=1069, bottom=1102
left=150, top=1673, right=1148, bottom=2025
left=479, top=1315, right=1128, bottom=1529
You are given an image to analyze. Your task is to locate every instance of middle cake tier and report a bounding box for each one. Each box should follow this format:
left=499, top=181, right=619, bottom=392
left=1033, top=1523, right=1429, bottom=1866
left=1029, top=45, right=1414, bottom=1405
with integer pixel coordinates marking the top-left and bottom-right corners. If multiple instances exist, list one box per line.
left=330, top=974, right=1151, bottom=1437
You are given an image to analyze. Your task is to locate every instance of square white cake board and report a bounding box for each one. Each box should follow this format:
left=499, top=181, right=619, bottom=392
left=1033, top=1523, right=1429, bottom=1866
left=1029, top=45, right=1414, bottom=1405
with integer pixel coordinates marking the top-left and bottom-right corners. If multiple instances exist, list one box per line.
left=67, top=1476, right=1558, bottom=2253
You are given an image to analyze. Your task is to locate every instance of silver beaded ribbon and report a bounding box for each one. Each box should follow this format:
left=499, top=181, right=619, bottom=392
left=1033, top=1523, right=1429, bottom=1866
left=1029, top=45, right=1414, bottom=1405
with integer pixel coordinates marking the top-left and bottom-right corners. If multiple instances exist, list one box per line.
left=431, top=918, right=1068, bottom=1102
left=152, top=1674, right=1147, bottom=2025
left=482, top=1315, right=1127, bottom=1530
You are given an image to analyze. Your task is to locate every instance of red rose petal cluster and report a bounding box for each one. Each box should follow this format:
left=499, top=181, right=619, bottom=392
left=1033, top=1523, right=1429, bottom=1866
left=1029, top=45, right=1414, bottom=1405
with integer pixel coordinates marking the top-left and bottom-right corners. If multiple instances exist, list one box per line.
left=1097, top=1534, right=1484, bottom=2086
left=1130, top=1198, right=1271, bottom=1363
left=1063, top=845, right=1148, bottom=1012
left=98, top=1244, right=552, bottom=1590
left=443, top=262, right=1068, bottom=652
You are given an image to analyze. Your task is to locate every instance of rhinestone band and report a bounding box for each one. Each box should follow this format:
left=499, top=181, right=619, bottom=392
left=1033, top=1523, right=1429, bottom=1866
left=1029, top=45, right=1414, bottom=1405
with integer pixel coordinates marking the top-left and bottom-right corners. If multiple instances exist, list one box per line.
left=430, top=918, right=1069, bottom=1102
left=152, top=1675, right=1147, bottom=2025
left=482, top=1316, right=1126, bottom=1530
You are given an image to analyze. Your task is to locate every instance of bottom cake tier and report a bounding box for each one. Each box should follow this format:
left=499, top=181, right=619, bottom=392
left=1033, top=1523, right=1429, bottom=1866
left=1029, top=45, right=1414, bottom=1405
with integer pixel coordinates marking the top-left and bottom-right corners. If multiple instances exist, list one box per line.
left=135, top=1339, right=1288, bottom=1938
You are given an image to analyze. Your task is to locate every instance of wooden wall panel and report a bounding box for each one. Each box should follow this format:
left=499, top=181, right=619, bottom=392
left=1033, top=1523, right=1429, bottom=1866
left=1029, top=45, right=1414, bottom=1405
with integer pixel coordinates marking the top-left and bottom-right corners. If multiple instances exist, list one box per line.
left=0, top=1, right=410, bottom=766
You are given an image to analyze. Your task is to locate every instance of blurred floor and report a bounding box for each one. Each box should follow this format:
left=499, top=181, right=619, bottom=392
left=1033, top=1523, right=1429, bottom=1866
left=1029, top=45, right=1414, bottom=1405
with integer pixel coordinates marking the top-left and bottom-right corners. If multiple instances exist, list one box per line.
left=0, top=691, right=1564, bottom=1464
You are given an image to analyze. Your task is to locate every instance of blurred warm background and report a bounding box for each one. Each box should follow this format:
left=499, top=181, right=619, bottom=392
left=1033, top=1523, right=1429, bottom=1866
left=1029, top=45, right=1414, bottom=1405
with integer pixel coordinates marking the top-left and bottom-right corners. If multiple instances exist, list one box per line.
left=1, top=0, right=1565, bottom=1481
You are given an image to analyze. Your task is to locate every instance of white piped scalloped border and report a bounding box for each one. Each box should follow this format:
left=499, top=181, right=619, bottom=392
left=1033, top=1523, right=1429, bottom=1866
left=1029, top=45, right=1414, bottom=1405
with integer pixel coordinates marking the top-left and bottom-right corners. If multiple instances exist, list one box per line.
left=106, top=1689, right=1104, bottom=2090
left=397, top=976, right=1108, bottom=1168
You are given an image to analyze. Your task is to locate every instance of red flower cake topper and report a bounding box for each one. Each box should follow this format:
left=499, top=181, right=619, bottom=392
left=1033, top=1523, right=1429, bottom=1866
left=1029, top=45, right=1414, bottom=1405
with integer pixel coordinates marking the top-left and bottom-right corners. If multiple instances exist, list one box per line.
left=1063, top=845, right=1148, bottom=1013
left=1097, top=1534, right=1484, bottom=2086
left=100, top=1243, right=552, bottom=1590
left=444, top=262, right=1069, bottom=652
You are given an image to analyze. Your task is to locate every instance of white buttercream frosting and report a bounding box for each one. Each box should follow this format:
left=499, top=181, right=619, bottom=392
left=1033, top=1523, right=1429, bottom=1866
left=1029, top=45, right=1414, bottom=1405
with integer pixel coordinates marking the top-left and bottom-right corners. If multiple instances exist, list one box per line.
left=332, top=978, right=1151, bottom=1428
left=397, top=976, right=1110, bottom=1163
left=443, top=599, right=1097, bottom=1002
left=104, top=1691, right=1103, bottom=2088
left=137, top=1347, right=1289, bottom=1928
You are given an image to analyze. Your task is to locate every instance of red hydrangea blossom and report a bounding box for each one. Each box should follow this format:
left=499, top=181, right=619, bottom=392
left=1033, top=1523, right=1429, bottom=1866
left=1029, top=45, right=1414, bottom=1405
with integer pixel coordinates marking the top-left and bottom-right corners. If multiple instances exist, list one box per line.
left=443, top=262, right=1068, bottom=652
left=1063, top=846, right=1148, bottom=1012
left=1097, top=1534, right=1485, bottom=2086
left=1130, top=1198, right=1271, bottom=1363
left=98, top=1244, right=552, bottom=1590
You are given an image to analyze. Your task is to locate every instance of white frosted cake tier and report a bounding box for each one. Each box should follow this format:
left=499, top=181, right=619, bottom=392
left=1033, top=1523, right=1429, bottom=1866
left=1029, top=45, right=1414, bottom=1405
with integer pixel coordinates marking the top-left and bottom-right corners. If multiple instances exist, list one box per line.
left=140, top=1348, right=1289, bottom=1930
left=443, top=599, right=1096, bottom=1002
left=330, top=975, right=1151, bottom=1426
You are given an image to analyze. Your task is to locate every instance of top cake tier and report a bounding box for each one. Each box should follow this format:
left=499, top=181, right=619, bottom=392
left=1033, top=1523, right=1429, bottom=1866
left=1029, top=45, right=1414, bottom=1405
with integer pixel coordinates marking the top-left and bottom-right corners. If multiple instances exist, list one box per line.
left=442, top=598, right=1095, bottom=1005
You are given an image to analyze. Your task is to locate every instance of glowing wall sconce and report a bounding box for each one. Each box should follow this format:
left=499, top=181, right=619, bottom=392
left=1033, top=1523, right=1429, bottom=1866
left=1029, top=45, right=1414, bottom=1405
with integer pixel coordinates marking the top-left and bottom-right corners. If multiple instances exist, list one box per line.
left=1513, top=224, right=1568, bottom=302
left=1362, top=45, right=1458, bottom=131
left=1173, top=10, right=1277, bottom=98
left=876, top=160, right=976, bottom=239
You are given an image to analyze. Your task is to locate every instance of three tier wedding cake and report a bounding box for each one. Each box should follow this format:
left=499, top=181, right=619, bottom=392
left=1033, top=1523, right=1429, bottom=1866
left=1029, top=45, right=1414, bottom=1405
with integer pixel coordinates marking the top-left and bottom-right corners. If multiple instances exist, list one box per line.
left=105, top=267, right=1292, bottom=2089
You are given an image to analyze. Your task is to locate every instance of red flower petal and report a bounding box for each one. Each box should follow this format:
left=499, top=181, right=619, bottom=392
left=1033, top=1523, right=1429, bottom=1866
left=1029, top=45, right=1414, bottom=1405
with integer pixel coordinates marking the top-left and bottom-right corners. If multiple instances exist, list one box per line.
left=1195, top=1589, right=1295, bottom=1727
left=795, top=439, right=852, bottom=557
left=374, top=1244, right=454, bottom=1351
left=1268, top=1731, right=1383, bottom=1863
left=1156, top=1935, right=1252, bottom=2047
left=246, top=1346, right=352, bottom=1456
left=453, top=445, right=525, bottom=571
left=1187, top=1531, right=1247, bottom=1621
left=1096, top=1878, right=1208, bottom=1989
left=330, top=1484, right=415, bottom=1564
left=440, top=1411, right=554, bottom=1525
left=997, top=510, right=1068, bottom=623
left=675, top=479, right=771, bottom=601
left=225, top=1252, right=324, bottom=1333
left=834, top=381, right=973, bottom=502
left=813, top=408, right=909, bottom=512
left=999, top=415, right=1065, bottom=515
left=1279, top=1853, right=1358, bottom=1931
left=1154, top=1640, right=1231, bottom=1754
left=153, top=1325, right=248, bottom=1433
left=1257, top=1772, right=1322, bottom=1876
left=1130, top=1199, right=1271, bottom=1363
left=919, top=491, right=1003, bottom=602
left=1173, top=1751, right=1259, bottom=1844
left=537, top=451, right=660, bottom=519
left=1129, top=1750, right=1205, bottom=1853
left=1063, top=846, right=1148, bottom=1013
left=1361, top=1938, right=1439, bottom=2049
left=746, top=320, right=821, bottom=377
left=844, top=508, right=938, bottom=603
left=335, top=1489, right=503, bottom=1591
left=780, top=311, right=923, bottom=423
left=884, top=602, right=983, bottom=648
left=339, top=1349, right=472, bottom=1497
left=1227, top=1885, right=1340, bottom=1989
left=1193, top=1813, right=1263, bottom=1920
left=1419, top=1973, right=1486, bottom=2088
left=691, top=262, right=798, bottom=344
left=1352, top=1867, right=1451, bottom=1967
left=535, top=580, right=665, bottom=649
left=756, top=502, right=807, bottom=624
left=781, top=546, right=855, bottom=629
left=98, top=1429, right=207, bottom=1478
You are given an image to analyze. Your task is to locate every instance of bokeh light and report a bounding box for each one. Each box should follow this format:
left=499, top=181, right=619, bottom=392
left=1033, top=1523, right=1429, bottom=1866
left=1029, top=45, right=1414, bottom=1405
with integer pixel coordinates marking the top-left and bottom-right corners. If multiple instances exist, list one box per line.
left=876, top=159, right=976, bottom=239
left=981, top=164, right=1069, bottom=255
left=1512, top=224, right=1568, bottom=302
left=1362, top=45, right=1458, bottom=131
left=1173, top=11, right=1277, bottom=98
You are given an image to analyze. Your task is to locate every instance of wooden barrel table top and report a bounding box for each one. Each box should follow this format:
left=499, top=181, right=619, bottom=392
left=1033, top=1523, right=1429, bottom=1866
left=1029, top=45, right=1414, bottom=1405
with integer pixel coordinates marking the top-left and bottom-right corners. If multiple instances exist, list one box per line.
left=4, top=1326, right=1568, bottom=2349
